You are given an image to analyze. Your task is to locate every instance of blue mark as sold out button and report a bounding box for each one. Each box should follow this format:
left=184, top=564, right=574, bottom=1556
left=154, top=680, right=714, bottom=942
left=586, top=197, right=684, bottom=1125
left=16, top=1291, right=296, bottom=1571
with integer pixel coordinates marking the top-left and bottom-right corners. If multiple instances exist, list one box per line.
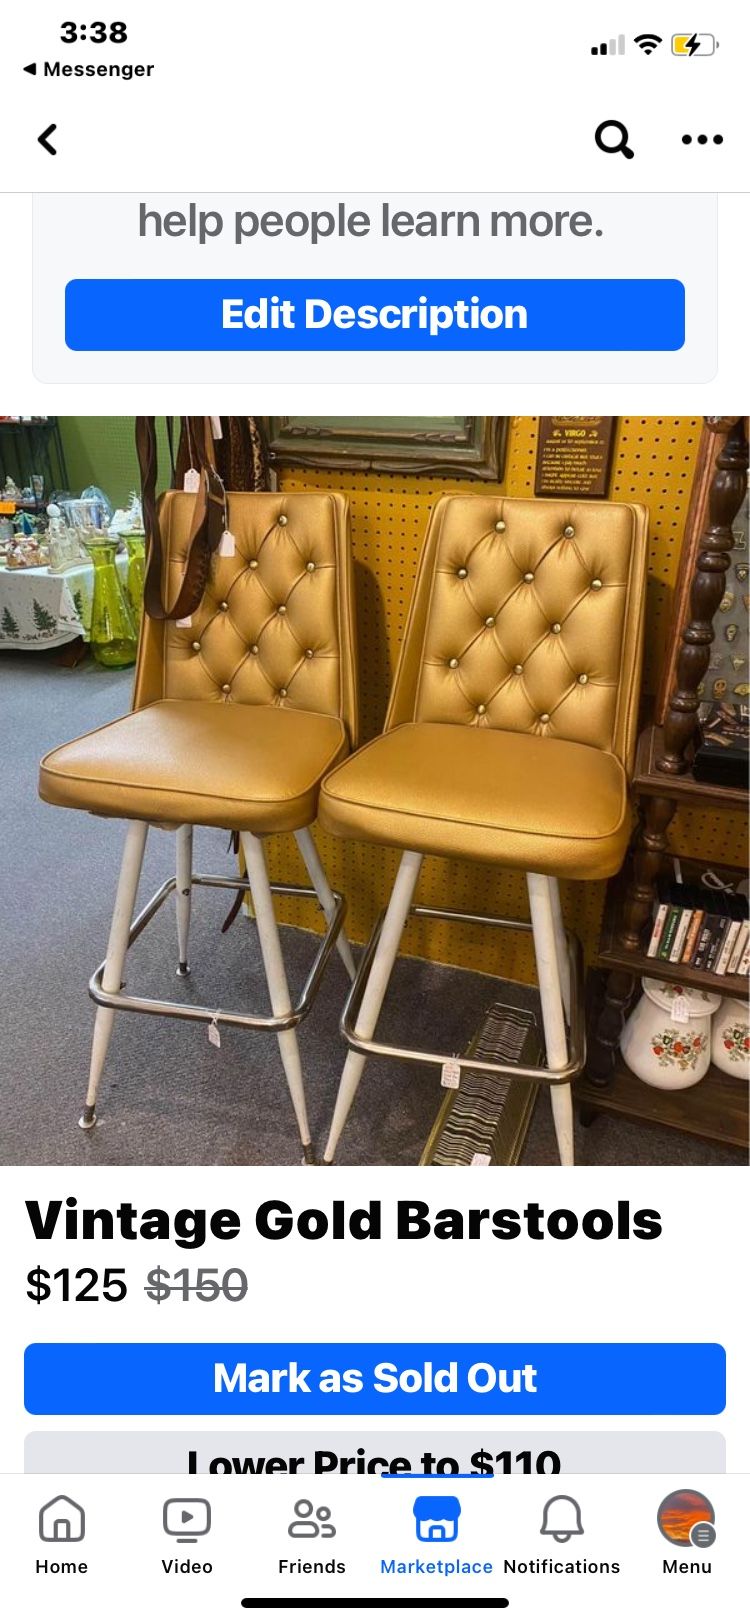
left=64, top=278, right=685, bottom=352
left=24, top=1341, right=724, bottom=1415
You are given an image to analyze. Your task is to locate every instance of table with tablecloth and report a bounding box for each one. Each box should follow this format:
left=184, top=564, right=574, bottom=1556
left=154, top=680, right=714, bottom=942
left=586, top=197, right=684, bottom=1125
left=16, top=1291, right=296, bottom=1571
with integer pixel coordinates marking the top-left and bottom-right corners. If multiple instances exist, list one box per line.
left=0, top=556, right=129, bottom=650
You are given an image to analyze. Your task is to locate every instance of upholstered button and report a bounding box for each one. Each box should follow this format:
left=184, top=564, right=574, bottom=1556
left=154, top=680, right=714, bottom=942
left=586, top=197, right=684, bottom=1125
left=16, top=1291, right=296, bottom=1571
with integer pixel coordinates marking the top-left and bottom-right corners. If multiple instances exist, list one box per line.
left=513, top=663, right=524, bottom=675
left=220, top=600, right=228, bottom=611
left=221, top=683, right=231, bottom=694
left=249, top=558, right=259, bottom=570
left=540, top=712, right=550, bottom=723
left=578, top=673, right=589, bottom=685
left=277, top=514, right=288, bottom=526
left=494, top=519, right=506, bottom=532
left=457, top=566, right=468, bottom=579
left=591, top=578, right=603, bottom=590
left=448, top=657, right=459, bottom=669
left=523, top=571, right=534, bottom=583
left=250, top=644, right=259, bottom=655
left=279, top=688, right=288, bottom=698
left=191, top=640, right=201, bottom=651
left=277, top=604, right=287, bottom=615
left=484, top=615, right=495, bottom=628
left=476, top=704, right=487, bottom=716
left=564, top=525, right=575, bottom=538
left=551, top=622, right=561, bottom=634
left=305, top=648, right=314, bottom=658
left=306, top=560, right=316, bottom=573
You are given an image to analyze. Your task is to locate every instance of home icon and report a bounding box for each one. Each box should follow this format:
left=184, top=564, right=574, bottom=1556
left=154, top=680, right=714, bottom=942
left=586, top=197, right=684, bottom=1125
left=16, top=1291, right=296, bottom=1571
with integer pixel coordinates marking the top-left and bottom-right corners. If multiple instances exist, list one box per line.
left=413, top=1495, right=461, bottom=1543
left=39, top=1494, right=86, bottom=1543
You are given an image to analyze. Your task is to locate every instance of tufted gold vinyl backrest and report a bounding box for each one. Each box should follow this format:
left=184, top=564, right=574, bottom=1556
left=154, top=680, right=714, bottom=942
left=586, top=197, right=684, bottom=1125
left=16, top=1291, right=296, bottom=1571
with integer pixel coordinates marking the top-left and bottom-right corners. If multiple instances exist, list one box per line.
left=385, top=495, right=648, bottom=771
left=133, top=490, right=358, bottom=745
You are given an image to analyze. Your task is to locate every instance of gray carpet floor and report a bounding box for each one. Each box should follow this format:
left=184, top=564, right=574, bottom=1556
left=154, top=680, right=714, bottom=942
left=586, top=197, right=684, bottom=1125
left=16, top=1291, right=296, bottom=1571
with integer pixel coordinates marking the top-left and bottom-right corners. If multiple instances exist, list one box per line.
left=1, top=651, right=744, bottom=1167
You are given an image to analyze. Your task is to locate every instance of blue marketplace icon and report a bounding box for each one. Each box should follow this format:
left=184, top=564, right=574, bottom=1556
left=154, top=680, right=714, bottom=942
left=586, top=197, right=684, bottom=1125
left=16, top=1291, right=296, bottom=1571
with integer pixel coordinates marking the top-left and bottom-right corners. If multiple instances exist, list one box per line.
left=414, top=1495, right=462, bottom=1543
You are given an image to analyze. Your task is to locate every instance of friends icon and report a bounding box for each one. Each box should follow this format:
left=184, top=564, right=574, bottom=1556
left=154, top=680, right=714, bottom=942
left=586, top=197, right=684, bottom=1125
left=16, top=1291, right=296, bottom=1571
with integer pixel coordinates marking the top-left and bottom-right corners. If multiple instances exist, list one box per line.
left=288, top=1499, right=336, bottom=1539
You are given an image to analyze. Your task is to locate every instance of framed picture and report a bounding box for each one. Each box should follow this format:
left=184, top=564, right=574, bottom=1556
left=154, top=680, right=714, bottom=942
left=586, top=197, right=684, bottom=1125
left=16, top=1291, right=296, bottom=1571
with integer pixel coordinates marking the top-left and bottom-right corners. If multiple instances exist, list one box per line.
left=263, top=416, right=508, bottom=479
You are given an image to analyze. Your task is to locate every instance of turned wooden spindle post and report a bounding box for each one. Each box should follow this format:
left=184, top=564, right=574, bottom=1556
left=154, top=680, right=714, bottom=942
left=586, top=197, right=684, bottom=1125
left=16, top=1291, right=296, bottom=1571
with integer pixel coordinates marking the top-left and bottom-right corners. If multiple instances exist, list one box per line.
left=618, top=794, right=676, bottom=951
left=657, top=416, right=749, bottom=774
left=584, top=969, right=636, bottom=1089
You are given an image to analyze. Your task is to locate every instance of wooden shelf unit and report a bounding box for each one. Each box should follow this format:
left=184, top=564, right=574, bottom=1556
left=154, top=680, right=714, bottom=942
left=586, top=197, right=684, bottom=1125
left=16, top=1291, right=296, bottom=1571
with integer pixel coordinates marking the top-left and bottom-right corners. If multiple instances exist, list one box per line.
left=598, top=855, right=749, bottom=1002
left=585, top=731, right=748, bottom=1153
left=635, top=723, right=748, bottom=814
left=583, top=418, right=748, bottom=1155
left=575, top=1049, right=748, bottom=1151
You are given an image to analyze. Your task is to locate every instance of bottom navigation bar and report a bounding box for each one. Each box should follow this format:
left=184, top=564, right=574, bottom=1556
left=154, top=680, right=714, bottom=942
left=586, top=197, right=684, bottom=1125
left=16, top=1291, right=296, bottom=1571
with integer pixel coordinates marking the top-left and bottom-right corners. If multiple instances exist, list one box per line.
left=2, top=1471, right=741, bottom=1623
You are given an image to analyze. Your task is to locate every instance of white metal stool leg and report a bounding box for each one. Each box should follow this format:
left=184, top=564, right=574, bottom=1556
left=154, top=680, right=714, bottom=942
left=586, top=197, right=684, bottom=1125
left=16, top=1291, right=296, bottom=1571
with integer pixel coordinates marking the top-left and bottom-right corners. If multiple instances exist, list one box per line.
left=323, top=849, right=423, bottom=1164
left=80, top=819, right=148, bottom=1129
left=527, top=871, right=574, bottom=1167
left=548, top=876, right=571, bottom=1022
left=295, top=826, right=356, bottom=981
left=240, top=831, right=313, bottom=1162
left=175, top=824, right=193, bottom=978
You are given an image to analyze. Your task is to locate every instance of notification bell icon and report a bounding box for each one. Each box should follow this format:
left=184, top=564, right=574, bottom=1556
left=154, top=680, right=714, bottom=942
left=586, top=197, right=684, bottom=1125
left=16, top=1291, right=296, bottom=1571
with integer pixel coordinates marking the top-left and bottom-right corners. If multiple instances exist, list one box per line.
left=540, top=1495, right=584, bottom=1543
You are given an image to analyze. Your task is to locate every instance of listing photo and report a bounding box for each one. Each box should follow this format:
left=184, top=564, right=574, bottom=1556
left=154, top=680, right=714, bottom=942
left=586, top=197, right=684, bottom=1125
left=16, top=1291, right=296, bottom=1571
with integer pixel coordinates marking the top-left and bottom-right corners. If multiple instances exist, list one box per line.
left=1, top=413, right=747, bottom=1167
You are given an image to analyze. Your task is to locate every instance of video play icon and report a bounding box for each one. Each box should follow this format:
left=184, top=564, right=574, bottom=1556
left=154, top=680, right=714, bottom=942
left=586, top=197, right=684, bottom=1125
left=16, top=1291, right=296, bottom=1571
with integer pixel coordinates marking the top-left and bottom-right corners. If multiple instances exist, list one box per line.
left=162, top=1498, right=212, bottom=1543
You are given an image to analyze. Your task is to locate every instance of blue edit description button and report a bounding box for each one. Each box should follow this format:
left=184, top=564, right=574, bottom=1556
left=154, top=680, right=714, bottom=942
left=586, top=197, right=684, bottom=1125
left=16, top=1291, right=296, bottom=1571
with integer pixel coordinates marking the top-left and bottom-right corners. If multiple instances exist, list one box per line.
left=64, top=278, right=685, bottom=352
left=25, top=1341, right=724, bottom=1416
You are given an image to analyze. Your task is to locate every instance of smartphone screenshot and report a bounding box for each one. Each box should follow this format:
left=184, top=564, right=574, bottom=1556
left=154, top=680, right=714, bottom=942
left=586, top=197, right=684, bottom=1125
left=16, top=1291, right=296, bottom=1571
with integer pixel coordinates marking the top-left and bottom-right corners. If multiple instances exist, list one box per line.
left=0, top=2, right=747, bottom=1617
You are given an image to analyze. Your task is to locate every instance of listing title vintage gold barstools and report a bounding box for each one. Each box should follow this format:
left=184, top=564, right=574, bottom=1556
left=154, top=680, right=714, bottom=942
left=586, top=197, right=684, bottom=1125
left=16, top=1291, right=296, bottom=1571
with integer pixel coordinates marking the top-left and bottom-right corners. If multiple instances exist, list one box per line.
left=39, top=489, right=358, bottom=1162
left=319, top=494, right=648, bottom=1165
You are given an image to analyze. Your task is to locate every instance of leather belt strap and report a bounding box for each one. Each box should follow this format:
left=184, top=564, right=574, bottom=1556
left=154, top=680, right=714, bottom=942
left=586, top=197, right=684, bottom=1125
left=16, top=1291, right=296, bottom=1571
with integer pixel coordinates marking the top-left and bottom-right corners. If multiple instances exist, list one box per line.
left=136, top=415, right=226, bottom=621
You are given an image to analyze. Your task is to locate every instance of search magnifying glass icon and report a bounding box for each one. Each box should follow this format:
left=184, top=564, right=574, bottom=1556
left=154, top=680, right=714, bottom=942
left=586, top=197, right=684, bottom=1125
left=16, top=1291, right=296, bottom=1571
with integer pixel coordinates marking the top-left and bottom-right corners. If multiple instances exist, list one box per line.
left=595, top=119, right=635, bottom=159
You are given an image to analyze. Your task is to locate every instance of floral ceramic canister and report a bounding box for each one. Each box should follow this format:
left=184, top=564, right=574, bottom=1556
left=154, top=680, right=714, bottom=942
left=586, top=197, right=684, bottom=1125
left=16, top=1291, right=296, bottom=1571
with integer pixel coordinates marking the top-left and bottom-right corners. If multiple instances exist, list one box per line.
left=711, top=996, right=750, bottom=1079
left=620, top=978, right=721, bottom=1090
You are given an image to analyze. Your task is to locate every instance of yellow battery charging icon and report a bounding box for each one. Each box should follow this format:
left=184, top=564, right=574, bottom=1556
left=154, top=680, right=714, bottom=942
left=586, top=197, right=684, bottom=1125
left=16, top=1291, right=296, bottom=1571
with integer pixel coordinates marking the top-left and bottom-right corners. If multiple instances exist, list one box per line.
left=672, top=33, right=717, bottom=56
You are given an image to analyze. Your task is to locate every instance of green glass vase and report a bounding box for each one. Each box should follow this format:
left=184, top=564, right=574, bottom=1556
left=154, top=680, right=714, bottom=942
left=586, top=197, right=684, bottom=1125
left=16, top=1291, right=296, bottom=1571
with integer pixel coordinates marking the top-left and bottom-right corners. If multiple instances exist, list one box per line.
left=83, top=537, right=138, bottom=668
left=124, top=530, right=146, bottom=618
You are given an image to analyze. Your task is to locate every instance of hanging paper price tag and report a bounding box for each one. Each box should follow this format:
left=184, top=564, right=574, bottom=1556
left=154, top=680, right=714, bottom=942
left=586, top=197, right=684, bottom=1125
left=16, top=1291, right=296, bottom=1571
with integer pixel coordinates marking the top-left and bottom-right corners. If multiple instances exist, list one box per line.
left=219, top=529, right=236, bottom=557
left=183, top=469, right=200, bottom=494
left=671, top=994, right=691, bottom=1024
left=440, top=1059, right=461, bottom=1090
left=175, top=616, right=192, bottom=629
left=471, top=1153, right=492, bottom=1166
left=207, top=1016, right=221, bottom=1048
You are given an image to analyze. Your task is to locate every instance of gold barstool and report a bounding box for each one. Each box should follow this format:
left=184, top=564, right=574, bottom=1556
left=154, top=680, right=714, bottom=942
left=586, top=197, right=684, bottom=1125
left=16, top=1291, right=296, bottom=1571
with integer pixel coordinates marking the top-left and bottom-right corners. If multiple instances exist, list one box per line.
left=319, top=494, right=648, bottom=1166
left=39, top=491, right=358, bottom=1162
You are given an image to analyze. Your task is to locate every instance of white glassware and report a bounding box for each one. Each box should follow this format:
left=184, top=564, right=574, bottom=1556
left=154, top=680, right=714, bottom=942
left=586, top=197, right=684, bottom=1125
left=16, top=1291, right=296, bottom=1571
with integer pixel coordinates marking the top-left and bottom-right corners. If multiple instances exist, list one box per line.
left=620, top=977, right=720, bottom=1090
left=711, top=996, right=750, bottom=1079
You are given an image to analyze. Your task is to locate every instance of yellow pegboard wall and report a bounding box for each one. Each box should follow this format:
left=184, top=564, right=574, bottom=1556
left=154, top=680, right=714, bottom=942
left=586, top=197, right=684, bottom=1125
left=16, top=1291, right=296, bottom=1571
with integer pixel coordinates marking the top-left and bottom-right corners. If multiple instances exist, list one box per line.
left=263, top=417, right=745, bottom=981
left=610, top=416, right=702, bottom=694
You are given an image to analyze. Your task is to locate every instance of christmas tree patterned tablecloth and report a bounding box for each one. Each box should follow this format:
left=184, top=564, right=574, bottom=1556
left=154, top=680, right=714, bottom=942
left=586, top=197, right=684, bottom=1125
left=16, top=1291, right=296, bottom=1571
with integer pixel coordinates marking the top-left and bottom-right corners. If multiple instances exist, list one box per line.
left=0, top=556, right=129, bottom=651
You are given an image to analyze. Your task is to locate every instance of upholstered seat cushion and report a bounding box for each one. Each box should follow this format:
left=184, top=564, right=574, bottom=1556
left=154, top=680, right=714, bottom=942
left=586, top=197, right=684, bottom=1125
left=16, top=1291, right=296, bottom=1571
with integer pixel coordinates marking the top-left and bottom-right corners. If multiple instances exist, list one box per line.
left=319, top=722, right=630, bottom=880
left=39, top=700, right=347, bottom=833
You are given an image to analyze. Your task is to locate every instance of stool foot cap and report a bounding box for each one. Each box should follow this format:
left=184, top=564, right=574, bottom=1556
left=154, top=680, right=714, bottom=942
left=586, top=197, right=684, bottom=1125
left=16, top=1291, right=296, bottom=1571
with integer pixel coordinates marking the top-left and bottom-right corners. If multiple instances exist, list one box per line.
left=176, top=961, right=191, bottom=978
left=79, top=1106, right=97, bottom=1131
left=302, top=1143, right=316, bottom=1166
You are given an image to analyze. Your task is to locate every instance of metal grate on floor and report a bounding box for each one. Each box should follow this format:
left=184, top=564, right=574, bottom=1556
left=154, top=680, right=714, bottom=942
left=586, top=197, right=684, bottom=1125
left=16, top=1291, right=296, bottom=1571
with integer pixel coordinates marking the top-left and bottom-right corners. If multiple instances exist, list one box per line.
left=421, top=999, right=544, bottom=1166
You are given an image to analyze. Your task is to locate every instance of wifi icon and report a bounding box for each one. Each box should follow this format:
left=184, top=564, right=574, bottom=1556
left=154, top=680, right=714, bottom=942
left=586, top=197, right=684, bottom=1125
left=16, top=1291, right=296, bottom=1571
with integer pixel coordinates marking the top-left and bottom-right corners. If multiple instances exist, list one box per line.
left=634, top=33, right=663, bottom=54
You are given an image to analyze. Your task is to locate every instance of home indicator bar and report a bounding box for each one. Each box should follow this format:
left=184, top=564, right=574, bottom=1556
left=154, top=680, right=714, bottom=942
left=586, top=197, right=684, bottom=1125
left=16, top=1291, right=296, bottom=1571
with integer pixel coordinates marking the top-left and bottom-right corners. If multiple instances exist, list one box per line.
left=239, top=1603, right=510, bottom=1611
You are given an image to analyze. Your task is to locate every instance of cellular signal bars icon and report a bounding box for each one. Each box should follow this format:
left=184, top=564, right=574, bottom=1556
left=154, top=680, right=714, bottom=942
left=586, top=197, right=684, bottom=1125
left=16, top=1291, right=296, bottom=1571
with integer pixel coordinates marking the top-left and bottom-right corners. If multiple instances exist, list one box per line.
left=592, top=35, right=626, bottom=56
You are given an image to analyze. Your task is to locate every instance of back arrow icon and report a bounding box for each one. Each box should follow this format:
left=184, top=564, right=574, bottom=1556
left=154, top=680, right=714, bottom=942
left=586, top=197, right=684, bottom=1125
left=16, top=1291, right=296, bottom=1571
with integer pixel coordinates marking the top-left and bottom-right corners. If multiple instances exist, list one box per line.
left=38, top=124, right=57, bottom=155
